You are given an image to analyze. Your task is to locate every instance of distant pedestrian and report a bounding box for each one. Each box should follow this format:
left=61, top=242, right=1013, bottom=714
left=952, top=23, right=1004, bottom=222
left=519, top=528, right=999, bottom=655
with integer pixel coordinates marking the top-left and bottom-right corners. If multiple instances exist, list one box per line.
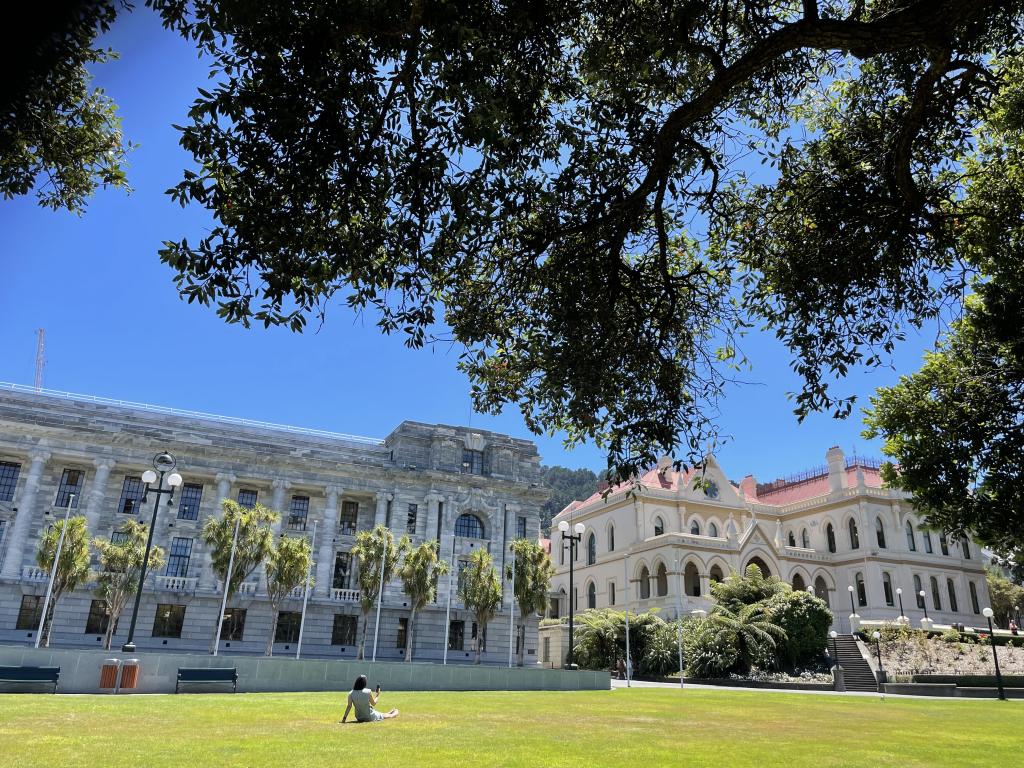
left=341, top=675, right=399, bottom=723
left=617, top=658, right=626, bottom=680
left=1011, top=620, right=1019, bottom=636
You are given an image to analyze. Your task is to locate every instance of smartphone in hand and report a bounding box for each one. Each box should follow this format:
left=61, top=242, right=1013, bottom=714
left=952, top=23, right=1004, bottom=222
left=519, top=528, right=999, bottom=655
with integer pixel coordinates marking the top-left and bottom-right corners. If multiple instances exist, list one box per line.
left=376, top=684, right=381, bottom=694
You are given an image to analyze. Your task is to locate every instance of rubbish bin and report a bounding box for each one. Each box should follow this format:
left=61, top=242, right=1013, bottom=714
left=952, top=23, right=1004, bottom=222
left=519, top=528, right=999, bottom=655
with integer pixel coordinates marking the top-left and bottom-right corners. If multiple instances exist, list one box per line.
left=120, top=659, right=140, bottom=691
left=99, top=659, right=121, bottom=691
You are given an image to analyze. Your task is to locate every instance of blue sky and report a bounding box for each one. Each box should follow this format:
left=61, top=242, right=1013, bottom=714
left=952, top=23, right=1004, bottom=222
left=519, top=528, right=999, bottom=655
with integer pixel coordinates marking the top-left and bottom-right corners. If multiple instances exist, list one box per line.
left=0, top=7, right=940, bottom=485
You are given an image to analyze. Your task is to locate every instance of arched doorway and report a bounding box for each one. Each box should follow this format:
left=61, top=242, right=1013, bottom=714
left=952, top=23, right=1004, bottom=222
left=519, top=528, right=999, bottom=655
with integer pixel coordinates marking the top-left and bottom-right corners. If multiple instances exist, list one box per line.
left=746, top=556, right=772, bottom=578
left=655, top=563, right=668, bottom=596
left=684, top=562, right=700, bottom=596
left=792, top=572, right=806, bottom=592
left=814, top=576, right=829, bottom=606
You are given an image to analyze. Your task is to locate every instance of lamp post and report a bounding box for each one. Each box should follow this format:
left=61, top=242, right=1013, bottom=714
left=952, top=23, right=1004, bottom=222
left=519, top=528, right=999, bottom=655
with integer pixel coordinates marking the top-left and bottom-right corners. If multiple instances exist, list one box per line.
left=1015, top=605, right=1021, bottom=628
left=558, top=519, right=585, bottom=669
left=895, top=587, right=906, bottom=624
left=35, top=493, right=75, bottom=648
left=672, top=556, right=685, bottom=689
left=623, top=552, right=631, bottom=687
left=920, top=590, right=929, bottom=620
left=508, top=540, right=516, bottom=669
left=982, top=607, right=1006, bottom=701
left=828, top=629, right=844, bottom=691
left=122, top=453, right=182, bottom=653
left=871, top=629, right=884, bottom=675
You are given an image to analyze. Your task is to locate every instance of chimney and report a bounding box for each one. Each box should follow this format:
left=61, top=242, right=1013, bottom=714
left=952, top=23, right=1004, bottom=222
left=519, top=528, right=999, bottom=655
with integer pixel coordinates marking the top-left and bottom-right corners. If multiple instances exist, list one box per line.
left=739, top=475, right=757, bottom=500
left=826, top=446, right=846, bottom=493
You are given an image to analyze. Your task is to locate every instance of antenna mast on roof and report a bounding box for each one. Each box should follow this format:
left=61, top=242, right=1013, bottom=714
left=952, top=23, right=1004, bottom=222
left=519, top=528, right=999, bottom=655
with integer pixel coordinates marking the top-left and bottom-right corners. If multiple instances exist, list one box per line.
left=34, top=329, right=45, bottom=391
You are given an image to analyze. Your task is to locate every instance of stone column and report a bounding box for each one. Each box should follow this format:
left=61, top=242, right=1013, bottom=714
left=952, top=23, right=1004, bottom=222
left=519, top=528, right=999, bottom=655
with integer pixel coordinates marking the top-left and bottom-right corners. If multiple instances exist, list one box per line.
left=374, top=491, right=391, bottom=529
left=1, top=450, right=50, bottom=579
left=84, top=458, right=115, bottom=534
left=503, top=503, right=520, bottom=607
left=271, top=478, right=291, bottom=534
left=316, top=485, right=341, bottom=597
left=439, top=495, right=458, bottom=603
left=202, top=473, right=236, bottom=590
left=424, top=493, right=442, bottom=544
left=699, top=573, right=710, bottom=597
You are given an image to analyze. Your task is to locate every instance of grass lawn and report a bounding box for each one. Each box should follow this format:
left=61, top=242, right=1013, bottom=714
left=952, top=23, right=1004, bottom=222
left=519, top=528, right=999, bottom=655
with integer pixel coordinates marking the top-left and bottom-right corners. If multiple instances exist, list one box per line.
left=0, top=688, right=1020, bottom=767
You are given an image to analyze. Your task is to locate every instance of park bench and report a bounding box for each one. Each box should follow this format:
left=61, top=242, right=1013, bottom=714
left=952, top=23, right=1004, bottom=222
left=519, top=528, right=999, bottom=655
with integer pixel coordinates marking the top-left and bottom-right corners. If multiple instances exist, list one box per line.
left=0, top=665, right=60, bottom=693
left=175, top=667, right=238, bottom=693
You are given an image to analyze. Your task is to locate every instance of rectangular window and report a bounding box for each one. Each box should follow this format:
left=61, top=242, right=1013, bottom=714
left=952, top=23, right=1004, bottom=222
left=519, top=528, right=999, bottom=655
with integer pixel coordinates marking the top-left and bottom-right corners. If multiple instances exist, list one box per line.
left=110, top=528, right=130, bottom=545
left=448, top=620, right=465, bottom=651
left=462, top=449, right=484, bottom=475
left=339, top=500, right=358, bottom=536
left=397, top=617, right=408, bottom=650
left=332, top=614, right=357, bottom=646
left=237, top=488, right=258, bottom=508
left=332, top=552, right=352, bottom=590
left=275, top=611, right=302, bottom=644
left=406, top=503, right=418, bottom=535
left=85, top=599, right=110, bottom=635
left=165, top=537, right=193, bottom=577
left=0, top=461, right=21, bottom=502
left=472, top=621, right=485, bottom=651
left=178, top=483, right=203, bottom=520
left=457, top=559, right=470, bottom=592
left=55, top=468, right=84, bottom=508
left=516, top=516, right=527, bottom=540
left=152, top=604, right=186, bottom=638
left=288, top=495, right=310, bottom=531
left=15, top=595, right=42, bottom=630
left=222, top=607, right=246, bottom=641
left=609, top=581, right=616, bottom=606
left=118, top=476, right=145, bottom=515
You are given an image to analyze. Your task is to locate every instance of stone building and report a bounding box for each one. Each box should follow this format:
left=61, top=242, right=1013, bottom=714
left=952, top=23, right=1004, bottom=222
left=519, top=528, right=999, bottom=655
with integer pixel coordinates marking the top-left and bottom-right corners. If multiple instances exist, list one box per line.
left=545, top=449, right=991, bottom=663
left=0, top=385, right=546, bottom=662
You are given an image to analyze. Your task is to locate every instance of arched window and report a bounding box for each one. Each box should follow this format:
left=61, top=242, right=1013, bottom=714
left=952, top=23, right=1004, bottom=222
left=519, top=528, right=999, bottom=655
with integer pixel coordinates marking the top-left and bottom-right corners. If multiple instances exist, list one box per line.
left=587, top=581, right=596, bottom=610
left=690, top=520, right=700, bottom=536
left=656, top=563, right=668, bottom=597
left=708, top=522, right=719, bottom=537
left=940, top=534, right=949, bottom=556
left=947, top=579, right=958, bottom=612
left=855, top=572, right=867, bottom=607
left=684, top=562, right=700, bottom=597
left=608, top=524, right=615, bottom=552
left=639, top=567, right=651, bottom=599
left=875, top=517, right=886, bottom=549
left=814, top=576, right=829, bottom=605
left=586, top=533, right=596, bottom=565
left=787, top=531, right=796, bottom=547
left=923, top=530, right=933, bottom=553
left=913, top=575, right=925, bottom=609
left=455, top=513, right=484, bottom=539
left=848, top=519, right=860, bottom=549
left=930, top=576, right=942, bottom=611
left=882, top=572, right=894, bottom=606
left=826, top=523, right=837, bottom=553
left=961, top=537, right=970, bottom=559
left=792, top=573, right=806, bottom=591
left=654, top=517, right=665, bottom=536
left=709, top=565, right=724, bottom=583
left=609, top=581, right=616, bottom=606
left=905, top=521, right=916, bottom=551
left=801, top=528, right=810, bottom=549
left=969, top=582, right=980, bottom=614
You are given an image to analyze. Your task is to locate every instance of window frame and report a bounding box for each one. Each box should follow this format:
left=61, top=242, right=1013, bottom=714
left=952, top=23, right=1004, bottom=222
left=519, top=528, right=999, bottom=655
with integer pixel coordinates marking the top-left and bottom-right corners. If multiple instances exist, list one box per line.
left=331, top=614, right=357, bottom=646
left=165, top=537, right=193, bottom=578
left=339, top=500, right=358, bottom=536
left=0, top=460, right=21, bottom=502
left=287, top=495, right=310, bottom=532
left=117, top=476, right=145, bottom=515
left=237, top=488, right=258, bottom=508
left=274, top=611, right=302, bottom=644
left=152, top=603, right=186, bottom=638
left=454, top=513, right=485, bottom=539
left=54, top=468, right=84, bottom=508
left=222, top=607, right=247, bottom=641
left=16, top=595, right=43, bottom=630
left=178, top=483, right=203, bottom=521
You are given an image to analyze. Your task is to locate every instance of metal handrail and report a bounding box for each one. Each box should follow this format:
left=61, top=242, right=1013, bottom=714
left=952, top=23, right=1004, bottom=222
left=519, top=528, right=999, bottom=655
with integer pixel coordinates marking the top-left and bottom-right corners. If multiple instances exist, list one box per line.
left=0, top=382, right=384, bottom=447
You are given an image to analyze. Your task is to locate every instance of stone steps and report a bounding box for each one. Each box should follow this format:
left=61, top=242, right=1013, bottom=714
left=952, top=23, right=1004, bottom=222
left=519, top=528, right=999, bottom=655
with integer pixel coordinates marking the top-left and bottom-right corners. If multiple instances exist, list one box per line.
left=832, top=635, right=879, bottom=692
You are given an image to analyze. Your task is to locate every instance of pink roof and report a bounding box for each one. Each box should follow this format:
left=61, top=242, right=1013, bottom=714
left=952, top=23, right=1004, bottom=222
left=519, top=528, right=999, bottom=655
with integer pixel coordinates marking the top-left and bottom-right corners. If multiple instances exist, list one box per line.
left=753, top=466, right=882, bottom=505
left=568, top=466, right=694, bottom=510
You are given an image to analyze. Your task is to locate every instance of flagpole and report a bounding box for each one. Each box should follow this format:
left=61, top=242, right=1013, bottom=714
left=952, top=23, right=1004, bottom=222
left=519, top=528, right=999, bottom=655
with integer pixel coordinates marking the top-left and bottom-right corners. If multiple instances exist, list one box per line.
left=36, top=493, right=75, bottom=648
left=213, top=514, right=241, bottom=656
left=508, top=541, right=516, bottom=668
left=295, top=520, right=317, bottom=659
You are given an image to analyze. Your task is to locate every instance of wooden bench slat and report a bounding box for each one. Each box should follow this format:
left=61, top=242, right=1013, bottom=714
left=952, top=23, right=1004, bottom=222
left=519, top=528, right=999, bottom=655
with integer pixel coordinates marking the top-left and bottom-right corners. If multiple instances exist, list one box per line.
left=175, top=667, right=237, bottom=693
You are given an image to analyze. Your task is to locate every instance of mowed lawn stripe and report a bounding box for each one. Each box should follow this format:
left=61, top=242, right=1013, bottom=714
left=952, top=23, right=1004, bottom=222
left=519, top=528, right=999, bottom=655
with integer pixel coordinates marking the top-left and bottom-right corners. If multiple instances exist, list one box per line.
left=0, top=689, right=1019, bottom=767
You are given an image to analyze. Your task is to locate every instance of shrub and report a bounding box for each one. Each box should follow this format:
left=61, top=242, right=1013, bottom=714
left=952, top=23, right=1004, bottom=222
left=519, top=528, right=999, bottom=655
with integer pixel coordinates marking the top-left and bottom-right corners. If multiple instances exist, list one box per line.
left=940, top=627, right=962, bottom=643
left=762, top=590, right=832, bottom=666
left=711, top=564, right=790, bottom=612
left=685, top=619, right=739, bottom=678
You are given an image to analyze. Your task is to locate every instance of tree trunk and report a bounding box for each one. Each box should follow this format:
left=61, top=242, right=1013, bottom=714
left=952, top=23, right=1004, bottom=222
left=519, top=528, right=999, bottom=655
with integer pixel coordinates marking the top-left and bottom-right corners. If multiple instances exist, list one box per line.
left=517, top=621, right=525, bottom=667
left=404, top=607, right=417, bottom=662
left=358, top=611, right=369, bottom=660
left=266, top=607, right=279, bottom=657
left=474, top=617, right=482, bottom=664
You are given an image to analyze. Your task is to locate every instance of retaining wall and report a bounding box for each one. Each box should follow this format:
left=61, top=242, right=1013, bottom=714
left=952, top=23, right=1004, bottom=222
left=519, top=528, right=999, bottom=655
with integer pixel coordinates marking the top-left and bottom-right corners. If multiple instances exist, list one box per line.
left=0, top=646, right=609, bottom=694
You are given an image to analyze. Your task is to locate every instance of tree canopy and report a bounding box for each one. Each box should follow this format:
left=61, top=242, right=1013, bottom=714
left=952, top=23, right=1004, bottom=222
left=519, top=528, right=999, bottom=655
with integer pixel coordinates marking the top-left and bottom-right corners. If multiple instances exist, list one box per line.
left=141, top=0, right=1024, bottom=485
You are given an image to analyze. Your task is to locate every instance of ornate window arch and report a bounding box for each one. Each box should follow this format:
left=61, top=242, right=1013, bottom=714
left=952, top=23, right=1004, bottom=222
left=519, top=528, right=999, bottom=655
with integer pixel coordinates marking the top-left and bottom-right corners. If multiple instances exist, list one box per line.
left=455, top=513, right=485, bottom=539
left=639, top=566, right=651, bottom=599
left=848, top=518, right=860, bottom=549
left=607, top=523, right=615, bottom=552
left=654, top=516, right=665, bottom=536
left=826, top=523, right=837, bottom=553
left=586, top=532, right=596, bottom=565
left=708, top=522, right=719, bottom=537
left=684, top=561, right=701, bottom=596
left=930, top=576, right=942, bottom=610
left=969, top=582, right=980, bottom=614
left=947, top=579, right=959, bottom=612
left=801, top=528, right=810, bottom=549
left=905, top=521, right=916, bottom=551
left=655, top=563, right=669, bottom=597
left=913, top=574, right=924, bottom=608
left=787, top=531, right=796, bottom=547
left=875, top=516, right=887, bottom=549
left=586, top=581, right=596, bottom=610
left=690, top=520, right=700, bottom=536
left=882, top=571, right=894, bottom=606
left=792, top=572, right=806, bottom=591
left=855, top=572, right=867, bottom=607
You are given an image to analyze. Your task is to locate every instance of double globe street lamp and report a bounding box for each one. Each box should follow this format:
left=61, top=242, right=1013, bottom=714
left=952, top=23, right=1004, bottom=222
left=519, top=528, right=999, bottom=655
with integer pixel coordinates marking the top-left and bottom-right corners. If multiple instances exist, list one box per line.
left=558, top=519, right=586, bottom=669
left=122, top=453, right=183, bottom=653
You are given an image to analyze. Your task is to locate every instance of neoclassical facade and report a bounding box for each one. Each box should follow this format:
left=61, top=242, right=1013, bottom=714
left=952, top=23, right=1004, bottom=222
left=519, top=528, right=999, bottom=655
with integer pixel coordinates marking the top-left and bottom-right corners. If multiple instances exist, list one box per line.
left=0, top=385, right=546, bottom=662
left=549, top=449, right=991, bottom=633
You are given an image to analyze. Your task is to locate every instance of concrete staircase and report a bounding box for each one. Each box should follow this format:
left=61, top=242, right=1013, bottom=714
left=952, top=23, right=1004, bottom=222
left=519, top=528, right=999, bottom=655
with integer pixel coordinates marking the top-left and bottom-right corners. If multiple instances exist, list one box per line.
left=831, top=634, right=879, bottom=692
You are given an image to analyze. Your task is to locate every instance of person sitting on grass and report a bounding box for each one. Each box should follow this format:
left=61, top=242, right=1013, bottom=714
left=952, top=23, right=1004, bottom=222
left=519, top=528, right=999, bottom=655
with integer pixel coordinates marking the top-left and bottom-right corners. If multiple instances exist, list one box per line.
left=341, top=675, right=399, bottom=723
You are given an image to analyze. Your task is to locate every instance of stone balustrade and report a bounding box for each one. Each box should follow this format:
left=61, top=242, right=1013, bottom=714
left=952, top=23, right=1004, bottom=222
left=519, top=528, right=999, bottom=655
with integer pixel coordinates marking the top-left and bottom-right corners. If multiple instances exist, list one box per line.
left=330, top=588, right=360, bottom=603
left=22, top=565, right=48, bottom=582
left=153, top=575, right=198, bottom=593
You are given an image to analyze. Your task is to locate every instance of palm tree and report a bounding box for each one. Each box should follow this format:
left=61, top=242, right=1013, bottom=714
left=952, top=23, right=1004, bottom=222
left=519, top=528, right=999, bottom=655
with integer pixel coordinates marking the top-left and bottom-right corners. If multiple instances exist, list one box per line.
left=264, top=535, right=313, bottom=656
left=707, top=603, right=787, bottom=672
left=202, top=499, right=276, bottom=652
left=507, top=538, right=555, bottom=666
left=352, top=524, right=410, bottom=660
left=459, top=548, right=502, bottom=664
left=35, top=515, right=92, bottom=647
left=93, top=520, right=165, bottom=650
left=398, top=540, right=449, bottom=661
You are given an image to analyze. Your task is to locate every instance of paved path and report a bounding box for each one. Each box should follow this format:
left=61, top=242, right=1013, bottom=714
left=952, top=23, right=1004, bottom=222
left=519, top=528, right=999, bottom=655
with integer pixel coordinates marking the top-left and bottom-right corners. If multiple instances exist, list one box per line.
left=610, top=678, right=1020, bottom=701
